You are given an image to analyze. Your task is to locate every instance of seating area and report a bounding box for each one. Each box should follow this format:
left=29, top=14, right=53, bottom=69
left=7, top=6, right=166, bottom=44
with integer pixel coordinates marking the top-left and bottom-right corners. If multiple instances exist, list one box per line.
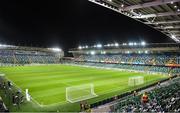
left=112, top=77, right=180, bottom=112
left=70, top=53, right=180, bottom=74
left=75, top=53, right=180, bottom=65
left=0, top=50, right=60, bottom=65
left=70, top=61, right=180, bottom=74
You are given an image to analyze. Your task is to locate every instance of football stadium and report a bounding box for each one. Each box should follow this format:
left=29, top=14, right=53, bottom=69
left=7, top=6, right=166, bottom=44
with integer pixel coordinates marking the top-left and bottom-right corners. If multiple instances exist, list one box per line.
left=0, top=43, right=179, bottom=112
left=0, top=0, right=180, bottom=112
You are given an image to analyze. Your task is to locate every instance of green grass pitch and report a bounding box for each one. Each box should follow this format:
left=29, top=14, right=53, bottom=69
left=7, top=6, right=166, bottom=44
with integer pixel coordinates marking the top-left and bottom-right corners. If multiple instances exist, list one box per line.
left=0, top=64, right=167, bottom=112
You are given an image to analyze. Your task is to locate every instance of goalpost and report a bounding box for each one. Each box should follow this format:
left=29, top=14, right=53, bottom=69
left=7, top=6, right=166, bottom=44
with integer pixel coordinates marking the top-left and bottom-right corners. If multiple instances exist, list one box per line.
left=128, top=76, right=144, bottom=86
left=66, top=84, right=98, bottom=103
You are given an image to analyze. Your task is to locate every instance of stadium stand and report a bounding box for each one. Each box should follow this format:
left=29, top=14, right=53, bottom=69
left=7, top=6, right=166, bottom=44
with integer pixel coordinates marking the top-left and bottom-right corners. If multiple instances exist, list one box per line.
left=111, top=77, right=180, bottom=112
left=74, top=53, right=180, bottom=65
left=68, top=43, right=180, bottom=74
left=0, top=45, right=64, bottom=66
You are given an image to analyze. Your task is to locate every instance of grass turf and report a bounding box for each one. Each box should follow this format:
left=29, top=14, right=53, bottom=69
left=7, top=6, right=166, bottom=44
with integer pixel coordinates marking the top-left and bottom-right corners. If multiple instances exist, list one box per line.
left=0, top=64, right=167, bottom=112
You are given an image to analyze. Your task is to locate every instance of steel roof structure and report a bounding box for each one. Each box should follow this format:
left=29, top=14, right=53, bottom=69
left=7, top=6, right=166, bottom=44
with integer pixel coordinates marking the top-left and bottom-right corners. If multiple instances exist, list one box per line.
left=88, top=0, right=180, bottom=43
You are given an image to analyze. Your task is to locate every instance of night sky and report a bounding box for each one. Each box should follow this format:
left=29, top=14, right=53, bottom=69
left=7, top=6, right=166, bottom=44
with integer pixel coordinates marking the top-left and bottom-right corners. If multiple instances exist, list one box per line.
left=0, top=0, right=174, bottom=54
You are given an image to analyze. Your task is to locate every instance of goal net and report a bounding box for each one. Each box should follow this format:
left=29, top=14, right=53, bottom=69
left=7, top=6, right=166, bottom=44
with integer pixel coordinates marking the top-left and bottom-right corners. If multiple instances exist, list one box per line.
left=66, top=84, right=98, bottom=103
left=128, top=76, right=144, bottom=86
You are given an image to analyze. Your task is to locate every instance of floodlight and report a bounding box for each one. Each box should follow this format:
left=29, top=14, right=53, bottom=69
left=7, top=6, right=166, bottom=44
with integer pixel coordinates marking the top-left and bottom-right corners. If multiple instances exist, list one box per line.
left=171, top=35, right=176, bottom=39
left=133, top=42, right=137, bottom=46
left=114, top=43, right=119, bottom=47
left=90, top=51, right=95, bottom=55
left=0, top=44, right=8, bottom=47
left=121, top=4, right=124, bottom=8
left=128, top=42, right=133, bottom=46
left=78, top=46, right=82, bottom=49
left=107, top=44, right=110, bottom=47
left=85, top=45, right=88, bottom=48
left=97, top=44, right=102, bottom=48
left=145, top=50, right=148, bottom=54
left=110, top=44, right=114, bottom=46
left=51, top=48, right=62, bottom=52
left=123, top=43, right=127, bottom=46
left=171, top=35, right=180, bottom=42
left=141, top=41, right=146, bottom=46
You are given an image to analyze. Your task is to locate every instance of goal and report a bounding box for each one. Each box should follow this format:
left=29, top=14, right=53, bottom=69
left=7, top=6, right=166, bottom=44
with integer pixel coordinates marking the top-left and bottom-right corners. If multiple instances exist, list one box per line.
left=66, top=84, right=98, bottom=103
left=128, top=76, right=144, bottom=86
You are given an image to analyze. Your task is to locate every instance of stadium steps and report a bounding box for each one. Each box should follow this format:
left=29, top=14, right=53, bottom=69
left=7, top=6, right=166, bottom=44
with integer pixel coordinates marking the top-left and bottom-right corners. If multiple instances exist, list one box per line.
left=27, top=56, right=32, bottom=64
left=13, top=54, right=18, bottom=64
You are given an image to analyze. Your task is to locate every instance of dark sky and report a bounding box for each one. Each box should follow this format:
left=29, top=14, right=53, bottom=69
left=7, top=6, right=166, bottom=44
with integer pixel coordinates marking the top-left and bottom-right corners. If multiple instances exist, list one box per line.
left=0, top=0, right=174, bottom=53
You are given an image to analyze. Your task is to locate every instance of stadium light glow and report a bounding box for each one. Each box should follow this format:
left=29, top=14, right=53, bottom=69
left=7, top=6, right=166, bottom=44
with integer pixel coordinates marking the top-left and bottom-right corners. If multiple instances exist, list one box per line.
left=78, top=46, right=82, bottom=49
left=171, top=35, right=176, bottom=39
left=141, top=41, right=146, bottom=46
left=0, top=44, right=9, bottom=48
left=115, top=43, right=119, bottom=47
left=90, top=51, right=95, bottom=55
left=85, top=45, right=88, bottom=48
left=121, top=4, right=124, bottom=8
left=97, top=44, right=102, bottom=48
left=0, top=44, right=4, bottom=47
left=101, top=51, right=106, bottom=54
left=107, top=44, right=111, bottom=47
left=123, top=43, right=127, bottom=46
left=145, top=50, right=148, bottom=54
left=170, top=35, right=179, bottom=42
left=110, top=44, right=114, bottom=46
left=51, top=48, right=62, bottom=52
left=128, top=42, right=133, bottom=46
left=133, top=42, right=137, bottom=46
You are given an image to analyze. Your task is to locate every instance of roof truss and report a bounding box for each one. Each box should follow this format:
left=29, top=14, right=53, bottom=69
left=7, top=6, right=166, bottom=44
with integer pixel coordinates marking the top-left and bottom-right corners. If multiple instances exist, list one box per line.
left=123, top=0, right=180, bottom=11
left=88, top=0, right=180, bottom=43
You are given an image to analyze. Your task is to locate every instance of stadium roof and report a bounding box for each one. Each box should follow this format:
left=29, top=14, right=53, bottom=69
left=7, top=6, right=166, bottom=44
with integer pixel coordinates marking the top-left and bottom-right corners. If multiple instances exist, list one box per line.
left=0, top=44, right=63, bottom=53
left=88, top=0, right=180, bottom=43
left=69, top=43, right=180, bottom=54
